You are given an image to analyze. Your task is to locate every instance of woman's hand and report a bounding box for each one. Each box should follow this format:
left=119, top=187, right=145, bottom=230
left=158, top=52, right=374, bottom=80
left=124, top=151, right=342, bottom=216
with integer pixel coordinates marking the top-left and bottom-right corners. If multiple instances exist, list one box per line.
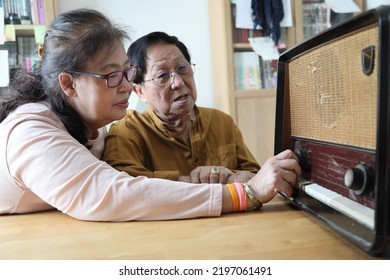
left=247, top=149, right=302, bottom=205
left=226, top=170, right=255, bottom=183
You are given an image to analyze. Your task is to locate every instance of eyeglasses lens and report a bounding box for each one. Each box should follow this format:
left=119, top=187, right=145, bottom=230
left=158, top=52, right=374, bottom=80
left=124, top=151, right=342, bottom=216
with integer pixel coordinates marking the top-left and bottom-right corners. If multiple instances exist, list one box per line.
left=107, top=68, right=137, bottom=87
left=154, top=64, right=195, bottom=86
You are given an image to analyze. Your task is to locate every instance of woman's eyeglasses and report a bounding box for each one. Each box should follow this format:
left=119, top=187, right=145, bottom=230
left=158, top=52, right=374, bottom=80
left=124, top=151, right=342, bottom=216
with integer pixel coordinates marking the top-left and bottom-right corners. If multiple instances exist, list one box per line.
left=67, top=65, right=138, bottom=88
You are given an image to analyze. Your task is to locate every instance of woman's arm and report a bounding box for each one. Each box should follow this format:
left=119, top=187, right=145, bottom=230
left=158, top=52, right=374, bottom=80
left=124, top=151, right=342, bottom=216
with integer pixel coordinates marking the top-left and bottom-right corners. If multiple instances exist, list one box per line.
left=6, top=112, right=223, bottom=221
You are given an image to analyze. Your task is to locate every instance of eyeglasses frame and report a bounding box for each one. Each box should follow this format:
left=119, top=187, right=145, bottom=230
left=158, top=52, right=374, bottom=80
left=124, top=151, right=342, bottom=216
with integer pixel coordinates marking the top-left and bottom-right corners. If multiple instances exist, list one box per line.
left=143, top=63, right=196, bottom=87
left=67, top=65, right=138, bottom=88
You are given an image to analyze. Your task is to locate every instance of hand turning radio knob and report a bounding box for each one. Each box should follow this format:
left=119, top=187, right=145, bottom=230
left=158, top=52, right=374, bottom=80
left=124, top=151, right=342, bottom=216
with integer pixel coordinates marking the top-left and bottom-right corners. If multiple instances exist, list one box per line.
left=344, top=163, right=371, bottom=195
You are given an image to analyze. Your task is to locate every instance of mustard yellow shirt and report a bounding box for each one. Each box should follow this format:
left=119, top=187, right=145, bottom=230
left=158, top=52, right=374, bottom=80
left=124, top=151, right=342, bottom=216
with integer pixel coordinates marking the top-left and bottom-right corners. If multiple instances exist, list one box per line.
left=103, top=106, right=260, bottom=180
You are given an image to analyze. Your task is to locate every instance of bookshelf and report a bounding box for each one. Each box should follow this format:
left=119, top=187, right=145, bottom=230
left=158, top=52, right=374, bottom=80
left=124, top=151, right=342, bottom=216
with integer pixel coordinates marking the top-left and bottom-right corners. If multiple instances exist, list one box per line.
left=208, top=0, right=363, bottom=165
left=1, top=0, right=57, bottom=85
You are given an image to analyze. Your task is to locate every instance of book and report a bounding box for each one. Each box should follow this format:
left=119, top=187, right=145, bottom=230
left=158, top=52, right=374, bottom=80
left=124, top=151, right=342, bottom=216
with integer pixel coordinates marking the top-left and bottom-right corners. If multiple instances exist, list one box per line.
left=0, top=3, right=4, bottom=44
left=233, top=51, right=262, bottom=90
left=36, top=0, right=44, bottom=24
left=30, top=0, right=39, bottom=25
left=20, top=0, right=32, bottom=24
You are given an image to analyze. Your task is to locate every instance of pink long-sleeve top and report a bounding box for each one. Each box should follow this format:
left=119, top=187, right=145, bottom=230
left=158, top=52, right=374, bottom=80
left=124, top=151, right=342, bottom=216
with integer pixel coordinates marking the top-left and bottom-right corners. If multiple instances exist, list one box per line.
left=0, top=103, right=222, bottom=221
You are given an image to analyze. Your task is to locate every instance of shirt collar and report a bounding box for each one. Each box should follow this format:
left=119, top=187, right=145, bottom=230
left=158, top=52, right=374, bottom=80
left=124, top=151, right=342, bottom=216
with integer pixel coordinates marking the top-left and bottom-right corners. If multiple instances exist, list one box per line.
left=146, top=105, right=200, bottom=132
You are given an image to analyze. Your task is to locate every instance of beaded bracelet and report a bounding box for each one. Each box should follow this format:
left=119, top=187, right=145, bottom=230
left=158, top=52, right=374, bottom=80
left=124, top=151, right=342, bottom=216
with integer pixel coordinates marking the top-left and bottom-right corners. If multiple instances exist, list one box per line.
left=242, top=182, right=263, bottom=210
left=226, top=184, right=239, bottom=212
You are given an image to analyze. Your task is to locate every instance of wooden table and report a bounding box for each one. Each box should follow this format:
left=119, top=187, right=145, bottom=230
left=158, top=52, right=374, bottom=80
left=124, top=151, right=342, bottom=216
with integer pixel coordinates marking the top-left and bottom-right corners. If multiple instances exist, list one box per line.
left=0, top=195, right=375, bottom=260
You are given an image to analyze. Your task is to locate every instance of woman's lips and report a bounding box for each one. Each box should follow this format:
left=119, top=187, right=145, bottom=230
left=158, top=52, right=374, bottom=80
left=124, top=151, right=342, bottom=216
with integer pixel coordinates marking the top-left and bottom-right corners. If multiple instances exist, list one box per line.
left=116, top=100, right=129, bottom=108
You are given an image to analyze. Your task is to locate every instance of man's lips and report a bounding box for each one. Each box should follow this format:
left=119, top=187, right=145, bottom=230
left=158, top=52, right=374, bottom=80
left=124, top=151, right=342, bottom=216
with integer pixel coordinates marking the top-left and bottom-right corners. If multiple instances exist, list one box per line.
left=173, top=94, right=189, bottom=102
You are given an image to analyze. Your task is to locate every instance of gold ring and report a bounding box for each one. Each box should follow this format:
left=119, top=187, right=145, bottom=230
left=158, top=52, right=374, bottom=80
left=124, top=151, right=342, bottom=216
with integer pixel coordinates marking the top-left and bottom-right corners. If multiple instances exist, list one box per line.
left=210, top=166, right=220, bottom=175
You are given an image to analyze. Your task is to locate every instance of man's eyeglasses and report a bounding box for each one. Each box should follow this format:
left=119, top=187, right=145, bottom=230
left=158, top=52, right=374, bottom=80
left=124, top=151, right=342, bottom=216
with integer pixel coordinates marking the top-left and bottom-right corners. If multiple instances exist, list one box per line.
left=144, top=63, right=195, bottom=87
left=67, top=65, right=138, bottom=88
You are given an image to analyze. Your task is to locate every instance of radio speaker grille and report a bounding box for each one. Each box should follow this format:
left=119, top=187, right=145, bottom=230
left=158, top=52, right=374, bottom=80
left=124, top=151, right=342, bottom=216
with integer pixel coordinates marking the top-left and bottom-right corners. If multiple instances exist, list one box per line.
left=288, top=25, right=378, bottom=149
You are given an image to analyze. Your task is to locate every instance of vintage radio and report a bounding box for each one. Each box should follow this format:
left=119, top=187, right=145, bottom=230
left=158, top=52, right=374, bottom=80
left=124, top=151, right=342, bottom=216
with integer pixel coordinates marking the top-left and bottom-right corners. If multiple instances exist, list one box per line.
left=275, top=6, right=390, bottom=257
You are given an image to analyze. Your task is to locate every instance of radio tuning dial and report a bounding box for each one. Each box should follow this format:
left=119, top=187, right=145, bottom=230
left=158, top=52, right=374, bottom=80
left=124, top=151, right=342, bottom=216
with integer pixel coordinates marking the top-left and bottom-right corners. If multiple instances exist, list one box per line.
left=344, top=163, right=371, bottom=195
left=294, top=148, right=309, bottom=172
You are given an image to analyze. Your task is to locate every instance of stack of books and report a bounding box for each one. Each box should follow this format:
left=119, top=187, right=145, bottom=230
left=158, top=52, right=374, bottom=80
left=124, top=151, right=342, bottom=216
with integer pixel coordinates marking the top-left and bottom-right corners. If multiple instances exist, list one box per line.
left=234, top=51, right=262, bottom=90
left=1, top=0, right=45, bottom=25
left=233, top=51, right=278, bottom=90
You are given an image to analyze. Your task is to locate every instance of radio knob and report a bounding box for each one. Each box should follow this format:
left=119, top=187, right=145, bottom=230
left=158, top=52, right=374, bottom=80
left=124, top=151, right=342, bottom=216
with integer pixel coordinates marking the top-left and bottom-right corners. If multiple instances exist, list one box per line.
left=294, top=148, right=309, bottom=172
left=344, top=163, right=371, bottom=195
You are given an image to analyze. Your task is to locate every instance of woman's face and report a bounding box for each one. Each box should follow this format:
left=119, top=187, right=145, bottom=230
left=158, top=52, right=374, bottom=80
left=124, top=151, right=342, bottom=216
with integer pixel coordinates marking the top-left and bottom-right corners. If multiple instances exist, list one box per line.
left=67, top=42, right=132, bottom=129
left=134, top=43, right=197, bottom=123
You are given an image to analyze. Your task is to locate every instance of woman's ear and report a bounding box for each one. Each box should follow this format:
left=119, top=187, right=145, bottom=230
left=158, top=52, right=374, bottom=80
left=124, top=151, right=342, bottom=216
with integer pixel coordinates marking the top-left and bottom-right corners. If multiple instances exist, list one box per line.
left=58, top=73, right=76, bottom=97
left=133, top=83, right=147, bottom=103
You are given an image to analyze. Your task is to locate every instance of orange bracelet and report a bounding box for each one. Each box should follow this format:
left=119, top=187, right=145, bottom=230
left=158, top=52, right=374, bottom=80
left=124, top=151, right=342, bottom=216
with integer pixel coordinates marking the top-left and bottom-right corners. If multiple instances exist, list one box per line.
left=233, top=182, right=246, bottom=212
left=226, top=184, right=239, bottom=212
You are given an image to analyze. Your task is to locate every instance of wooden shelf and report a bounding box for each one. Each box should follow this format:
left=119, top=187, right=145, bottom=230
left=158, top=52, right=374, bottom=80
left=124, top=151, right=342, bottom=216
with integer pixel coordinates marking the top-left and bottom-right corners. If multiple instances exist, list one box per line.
left=4, top=0, right=57, bottom=38
left=5, top=24, right=45, bottom=37
left=2, top=0, right=57, bottom=87
left=233, top=43, right=252, bottom=50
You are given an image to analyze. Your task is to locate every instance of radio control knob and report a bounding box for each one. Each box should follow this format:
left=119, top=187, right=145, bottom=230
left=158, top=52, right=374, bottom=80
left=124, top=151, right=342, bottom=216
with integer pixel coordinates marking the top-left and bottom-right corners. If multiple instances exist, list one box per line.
left=344, top=164, right=371, bottom=195
left=294, top=148, right=309, bottom=172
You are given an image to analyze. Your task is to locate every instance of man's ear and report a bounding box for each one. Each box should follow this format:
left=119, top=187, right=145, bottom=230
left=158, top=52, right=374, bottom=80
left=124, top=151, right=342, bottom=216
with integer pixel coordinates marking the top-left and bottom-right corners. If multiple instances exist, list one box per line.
left=133, top=83, right=147, bottom=103
left=58, top=73, right=76, bottom=97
